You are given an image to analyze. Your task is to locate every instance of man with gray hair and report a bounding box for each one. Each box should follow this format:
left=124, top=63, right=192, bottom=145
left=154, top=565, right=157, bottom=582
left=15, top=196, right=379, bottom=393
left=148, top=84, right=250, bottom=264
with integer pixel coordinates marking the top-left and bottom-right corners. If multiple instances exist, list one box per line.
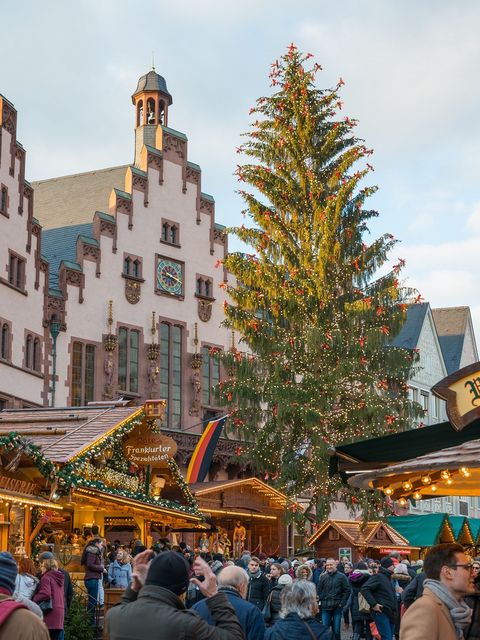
left=192, top=565, right=266, bottom=640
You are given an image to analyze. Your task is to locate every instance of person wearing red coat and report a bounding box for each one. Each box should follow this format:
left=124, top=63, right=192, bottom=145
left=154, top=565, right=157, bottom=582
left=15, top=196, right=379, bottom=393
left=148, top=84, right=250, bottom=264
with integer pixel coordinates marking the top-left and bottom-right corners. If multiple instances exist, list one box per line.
left=33, top=557, right=65, bottom=640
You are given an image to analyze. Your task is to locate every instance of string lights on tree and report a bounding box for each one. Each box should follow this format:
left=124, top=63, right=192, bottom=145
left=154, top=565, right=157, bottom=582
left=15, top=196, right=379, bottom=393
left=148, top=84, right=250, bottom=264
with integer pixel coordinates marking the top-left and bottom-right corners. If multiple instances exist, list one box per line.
left=216, top=44, right=422, bottom=522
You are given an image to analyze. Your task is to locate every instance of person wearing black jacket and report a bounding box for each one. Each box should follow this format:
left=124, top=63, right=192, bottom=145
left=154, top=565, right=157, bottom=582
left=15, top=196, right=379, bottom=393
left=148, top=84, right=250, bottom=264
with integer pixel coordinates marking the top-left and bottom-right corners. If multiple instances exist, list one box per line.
left=360, top=557, right=397, bottom=640
left=247, top=557, right=270, bottom=610
left=401, top=572, right=425, bottom=609
left=317, top=558, right=351, bottom=640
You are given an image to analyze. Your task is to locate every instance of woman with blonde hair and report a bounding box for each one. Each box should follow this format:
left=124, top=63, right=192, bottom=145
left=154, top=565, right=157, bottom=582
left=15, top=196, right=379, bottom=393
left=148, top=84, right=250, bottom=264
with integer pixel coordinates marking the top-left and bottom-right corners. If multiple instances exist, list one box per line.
left=107, top=548, right=132, bottom=589
left=33, top=556, right=65, bottom=640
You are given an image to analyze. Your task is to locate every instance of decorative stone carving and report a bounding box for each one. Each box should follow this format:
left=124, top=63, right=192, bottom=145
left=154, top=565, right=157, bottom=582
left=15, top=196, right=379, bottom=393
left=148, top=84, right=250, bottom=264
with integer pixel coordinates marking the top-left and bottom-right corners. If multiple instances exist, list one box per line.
left=198, top=299, right=212, bottom=322
left=132, top=174, right=147, bottom=191
left=104, top=333, right=118, bottom=352
left=1, top=103, right=16, bottom=135
left=164, top=134, right=185, bottom=159
left=104, top=351, right=115, bottom=398
left=167, top=430, right=245, bottom=470
left=65, top=269, right=82, bottom=286
left=189, top=370, right=202, bottom=416
left=213, top=227, right=226, bottom=244
left=200, top=198, right=214, bottom=215
left=82, top=244, right=100, bottom=260
left=125, top=278, right=141, bottom=304
left=100, top=219, right=116, bottom=237
left=186, top=165, right=200, bottom=184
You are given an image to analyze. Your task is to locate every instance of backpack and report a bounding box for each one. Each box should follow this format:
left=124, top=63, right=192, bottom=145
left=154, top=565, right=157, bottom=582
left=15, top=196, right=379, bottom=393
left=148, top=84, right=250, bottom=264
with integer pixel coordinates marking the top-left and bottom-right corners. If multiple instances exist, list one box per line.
left=0, top=598, right=27, bottom=625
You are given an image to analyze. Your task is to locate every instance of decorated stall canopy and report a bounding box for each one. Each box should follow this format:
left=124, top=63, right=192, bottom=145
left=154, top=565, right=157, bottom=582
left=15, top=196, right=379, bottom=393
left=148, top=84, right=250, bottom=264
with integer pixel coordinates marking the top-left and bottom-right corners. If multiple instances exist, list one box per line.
left=386, top=514, right=456, bottom=551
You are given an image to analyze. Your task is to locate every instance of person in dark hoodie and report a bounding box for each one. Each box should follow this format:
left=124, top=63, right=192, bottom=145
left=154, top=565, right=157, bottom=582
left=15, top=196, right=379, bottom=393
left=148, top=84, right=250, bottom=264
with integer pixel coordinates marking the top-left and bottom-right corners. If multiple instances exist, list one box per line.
left=33, top=556, right=65, bottom=640
left=81, top=537, right=105, bottom=625
left=360, top=557, right=397, bottom=640
left=247, top=556, right=271, bottom=610
left=266, top=580, right=331, bottom=640
left=348, top=561, right=372, bottom=640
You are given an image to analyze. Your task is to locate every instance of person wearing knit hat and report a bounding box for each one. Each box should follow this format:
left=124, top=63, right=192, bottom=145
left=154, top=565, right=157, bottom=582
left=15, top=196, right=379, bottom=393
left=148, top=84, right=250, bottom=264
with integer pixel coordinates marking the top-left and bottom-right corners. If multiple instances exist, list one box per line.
left=278, top=574, right=293, bottom=586
left=107, top=551, right=245, bottom=640
left=0, top=552, right=50, bottom=639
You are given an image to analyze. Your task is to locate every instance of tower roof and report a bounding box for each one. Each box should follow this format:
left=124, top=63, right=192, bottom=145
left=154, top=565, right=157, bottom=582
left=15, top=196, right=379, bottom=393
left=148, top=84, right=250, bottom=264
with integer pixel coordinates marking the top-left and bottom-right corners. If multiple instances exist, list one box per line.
left=132, top=69, right=173, bottom=105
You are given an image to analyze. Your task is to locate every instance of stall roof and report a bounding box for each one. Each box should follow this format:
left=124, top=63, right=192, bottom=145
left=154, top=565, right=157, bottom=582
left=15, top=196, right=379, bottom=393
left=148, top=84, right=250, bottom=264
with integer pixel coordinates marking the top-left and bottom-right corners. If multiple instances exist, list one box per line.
left=449, top=516, right=473, bottom=544
left=330, top=418, right=480, bottom=474
left=189, top=477, right=302, bottom=510
left=0, top=404, right=141, bottom=463
left=469, top=518, right=480, bottom=543
left=386, top=514, right=454, bottom=547
left=307, top=519, right=416, bottom=549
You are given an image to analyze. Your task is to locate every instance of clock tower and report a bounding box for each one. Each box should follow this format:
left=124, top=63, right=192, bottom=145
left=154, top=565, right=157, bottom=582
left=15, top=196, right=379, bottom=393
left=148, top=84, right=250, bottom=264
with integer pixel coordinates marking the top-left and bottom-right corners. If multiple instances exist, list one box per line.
left=132, top=67, right=173, bottom=167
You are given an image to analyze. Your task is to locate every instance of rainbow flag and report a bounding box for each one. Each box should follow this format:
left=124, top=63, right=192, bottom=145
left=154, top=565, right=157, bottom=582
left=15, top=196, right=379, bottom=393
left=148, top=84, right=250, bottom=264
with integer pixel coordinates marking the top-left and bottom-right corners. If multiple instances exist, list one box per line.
left=185, top=415, right=228, bottom=483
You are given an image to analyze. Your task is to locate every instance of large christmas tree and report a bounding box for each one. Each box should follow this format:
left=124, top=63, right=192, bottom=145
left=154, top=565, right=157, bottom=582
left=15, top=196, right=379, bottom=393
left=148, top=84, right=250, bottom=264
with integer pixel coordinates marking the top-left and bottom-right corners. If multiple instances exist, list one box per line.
left=217, top=44, right=421, bottom=523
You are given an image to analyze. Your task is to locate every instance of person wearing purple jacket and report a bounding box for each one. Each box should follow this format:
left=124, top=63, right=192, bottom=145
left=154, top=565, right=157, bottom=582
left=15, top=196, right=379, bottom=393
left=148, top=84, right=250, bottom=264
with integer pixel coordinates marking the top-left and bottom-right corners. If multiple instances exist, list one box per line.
left=81, top=537, right=105, bottom=626
left=33, top=556, right=65, bottom=640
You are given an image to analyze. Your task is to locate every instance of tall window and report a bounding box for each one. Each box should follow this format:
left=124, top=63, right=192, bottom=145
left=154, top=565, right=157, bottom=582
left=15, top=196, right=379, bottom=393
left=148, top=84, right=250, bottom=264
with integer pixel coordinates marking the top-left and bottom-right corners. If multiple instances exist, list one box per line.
left=25, top=335, right=33, bottom=369
left=202, top=346, right=220, bottom=406
left=0, top=187, right=7, bottom=213
left=71, top=342, right=95, bottom=406
left=160, top=323, right=182, bottom=428
left=32, top=338, right=41, bottom=372
left=1, top=324, right=9, bottom=360
left=123, top=255, right=142, bottom=279
left=8, top=254, right=25, bottom=290
left=161, top=220, right=180, bottom=246
left=118, top=328, right=139, bottom=393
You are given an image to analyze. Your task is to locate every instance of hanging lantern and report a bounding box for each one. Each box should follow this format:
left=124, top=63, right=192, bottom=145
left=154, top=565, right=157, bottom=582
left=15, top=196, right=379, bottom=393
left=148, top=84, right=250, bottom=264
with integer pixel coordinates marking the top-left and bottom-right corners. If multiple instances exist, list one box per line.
left=413, top=491, right=422, bottom=500
left=402, top=480, right=413, bottom=491
left=421, top=474, right=431, bottom=485
left=459, top=467, right=471, bottom=478
left=440, top=470, right=451, bottom=481
left=384, top=486, right=394, bottom=496
left=430, top=484, right=438, bottom=492
left=397, top=497, right=408, bottom=507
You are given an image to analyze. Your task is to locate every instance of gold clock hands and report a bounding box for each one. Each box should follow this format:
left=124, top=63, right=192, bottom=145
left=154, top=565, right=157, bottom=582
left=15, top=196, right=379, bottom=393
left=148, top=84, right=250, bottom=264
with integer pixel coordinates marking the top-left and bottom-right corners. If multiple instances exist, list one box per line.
left=162, top=268, right=182, bottom=284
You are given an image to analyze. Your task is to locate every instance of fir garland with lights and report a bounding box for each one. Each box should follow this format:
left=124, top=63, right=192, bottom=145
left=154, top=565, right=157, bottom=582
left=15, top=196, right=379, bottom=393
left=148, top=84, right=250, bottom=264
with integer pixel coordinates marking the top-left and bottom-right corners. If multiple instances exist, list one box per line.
left=217, top=44, right=423, bottom=523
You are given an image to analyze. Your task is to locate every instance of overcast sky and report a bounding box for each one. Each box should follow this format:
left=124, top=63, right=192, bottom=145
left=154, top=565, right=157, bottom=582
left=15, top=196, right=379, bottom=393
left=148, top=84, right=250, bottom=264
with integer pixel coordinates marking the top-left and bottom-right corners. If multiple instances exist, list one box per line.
left=2, top=0, right=480, bottom=340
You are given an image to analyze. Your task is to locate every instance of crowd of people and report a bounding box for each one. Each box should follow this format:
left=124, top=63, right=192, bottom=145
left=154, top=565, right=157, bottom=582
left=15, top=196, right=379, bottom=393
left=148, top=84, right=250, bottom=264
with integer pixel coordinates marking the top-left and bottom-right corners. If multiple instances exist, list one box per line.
left=1, top=537, right=480, bottom=639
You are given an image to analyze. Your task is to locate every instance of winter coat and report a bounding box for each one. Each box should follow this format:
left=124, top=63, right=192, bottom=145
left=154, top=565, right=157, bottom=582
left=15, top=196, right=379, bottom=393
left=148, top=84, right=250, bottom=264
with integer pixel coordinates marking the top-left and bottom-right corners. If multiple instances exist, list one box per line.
left=465, top=589, right=480, bottom=640
left=401, top=572, right=425, bottom=608
left=106, top=584, right=245, bottom=640
left=360, top=567, right=397, bottom=621
left=193, top=586, right=265, bottom=640
left=317, top=570, right=351, bottom=611
left=0, top=594, right=50, bottom=640
left=83, top=544, right=105, bottom=581
left=108, top=560, right=132, bottom=589
left=265, top=612, right=332, bottom=640
left=348, top=570, right=371, bottom=622
left=60, top=567, right=73, bottom=610
left=269, top=585, right=285, bottom=625
left=14, top=573, right=38, bottom=600
left=399, top=586, right=458, bottom=640
left=392, top=572, right=411, bottom=600
left=247, top=571, right=271, bottom=609
left=32, top=569, right=65, bottom=630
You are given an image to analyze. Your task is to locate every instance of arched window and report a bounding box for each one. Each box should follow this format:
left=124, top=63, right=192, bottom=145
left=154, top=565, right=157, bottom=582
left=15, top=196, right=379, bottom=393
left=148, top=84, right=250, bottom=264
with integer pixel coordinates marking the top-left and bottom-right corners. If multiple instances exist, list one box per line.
left=0, top=187, right=7, bottom=213
left=1, top=324, right=9, bottom=360
left=25, top=334, right=33, bottom=369
left=123, top=256, right=131, bottom=276
left=146, top=98, right=156, bottom=124
left=196, top=278, right=203, bottom=296
left=170, top=226, right=177, bottom=245
left=137, top=100, right=144, bottom=127
left=162, top=222, right=169, bottom=242
left=33, top=338, right=41, bottom=372
left=204, top=280, right=211, bottom=298
left=132, top=259, right=140, bottom=278
left=158, top=101, right=165, bottom=125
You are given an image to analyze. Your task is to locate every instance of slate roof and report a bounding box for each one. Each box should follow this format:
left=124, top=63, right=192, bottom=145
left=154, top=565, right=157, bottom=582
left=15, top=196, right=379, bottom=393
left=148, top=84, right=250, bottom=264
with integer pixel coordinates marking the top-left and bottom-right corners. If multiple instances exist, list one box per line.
left=391, top=303, right=429, bottom=350
left=307, top=519, right=415, bottom=548
left=133, top=70, right=173, bottom=105
left=42, top=223, right=92, bottom=288
left=432, top=307, right=471, bottom=374
left=0, top=404, right=141, bottom=463
left=387, top=514, right=454, bottom=547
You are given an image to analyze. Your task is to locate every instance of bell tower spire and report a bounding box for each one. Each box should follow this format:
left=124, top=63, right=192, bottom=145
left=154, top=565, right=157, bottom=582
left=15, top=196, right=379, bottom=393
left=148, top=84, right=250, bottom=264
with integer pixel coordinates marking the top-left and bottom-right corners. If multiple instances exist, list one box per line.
left=132, top=68, right=173, bottom=167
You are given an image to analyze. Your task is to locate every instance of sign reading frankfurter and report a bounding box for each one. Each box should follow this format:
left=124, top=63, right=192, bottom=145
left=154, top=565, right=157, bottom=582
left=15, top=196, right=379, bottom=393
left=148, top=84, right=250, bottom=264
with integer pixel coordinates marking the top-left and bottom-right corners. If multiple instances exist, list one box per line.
left=432, top=361, right=480, bottom=431
left=123, top=432, right=177, bottom=467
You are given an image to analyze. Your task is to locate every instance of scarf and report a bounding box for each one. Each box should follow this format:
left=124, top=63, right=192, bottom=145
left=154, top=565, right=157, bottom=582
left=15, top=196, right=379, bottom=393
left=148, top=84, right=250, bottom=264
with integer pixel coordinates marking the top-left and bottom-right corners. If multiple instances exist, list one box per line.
left=424, top=579, right=472, bottom=638
left=249, top=569, right=262, bottom=579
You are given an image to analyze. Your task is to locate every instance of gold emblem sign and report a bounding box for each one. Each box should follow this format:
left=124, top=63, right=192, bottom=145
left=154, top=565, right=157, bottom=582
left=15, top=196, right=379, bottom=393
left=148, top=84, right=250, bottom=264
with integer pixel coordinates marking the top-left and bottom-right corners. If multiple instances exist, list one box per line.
left=432, top=361, right=480, bottom=430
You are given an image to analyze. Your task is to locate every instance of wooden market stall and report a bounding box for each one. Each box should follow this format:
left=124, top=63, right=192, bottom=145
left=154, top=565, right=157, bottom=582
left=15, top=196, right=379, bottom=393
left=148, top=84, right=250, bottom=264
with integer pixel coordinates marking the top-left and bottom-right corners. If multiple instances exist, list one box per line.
left=386, top=514, right=456, bottom=557
left=0, top=401, right=205, bottom=566
left=189, top=478, right=301, bottom=557
left=449, top=515, right=474, bottom=548
left=307, top=519, right=420, bottom=563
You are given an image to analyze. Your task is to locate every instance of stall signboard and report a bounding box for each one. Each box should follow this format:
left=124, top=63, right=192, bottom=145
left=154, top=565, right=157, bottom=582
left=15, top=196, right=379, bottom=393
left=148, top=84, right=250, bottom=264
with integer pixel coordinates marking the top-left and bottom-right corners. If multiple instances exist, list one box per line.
left=338, top=547, right=352, bottom=562
left=144, top=400, right=167, bottom=420
left=123, top=432, right=177, bottom=468
left=432, top=362, right=480, bottom=430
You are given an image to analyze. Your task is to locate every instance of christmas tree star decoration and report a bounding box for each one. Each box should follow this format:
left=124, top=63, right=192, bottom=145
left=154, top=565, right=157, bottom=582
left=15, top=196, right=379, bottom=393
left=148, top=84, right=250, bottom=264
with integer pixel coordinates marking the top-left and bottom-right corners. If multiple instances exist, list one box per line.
left=216, top=45, right=422, bottom=524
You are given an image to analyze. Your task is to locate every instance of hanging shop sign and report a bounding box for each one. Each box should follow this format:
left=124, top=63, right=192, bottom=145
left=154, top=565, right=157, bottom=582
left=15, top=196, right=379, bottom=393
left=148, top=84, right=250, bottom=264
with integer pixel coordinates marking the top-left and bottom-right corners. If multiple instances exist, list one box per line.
left=432, top=362, right=480, bottom=431
left=123, top=432, right=177, bottom=468
left=144, top=400, right=167, bottom=420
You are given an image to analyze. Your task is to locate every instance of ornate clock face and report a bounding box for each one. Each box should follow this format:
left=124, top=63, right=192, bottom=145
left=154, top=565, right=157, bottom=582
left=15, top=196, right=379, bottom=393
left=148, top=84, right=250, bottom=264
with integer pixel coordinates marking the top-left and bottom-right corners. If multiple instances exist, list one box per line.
left=156, top=258, right=183, bottom=296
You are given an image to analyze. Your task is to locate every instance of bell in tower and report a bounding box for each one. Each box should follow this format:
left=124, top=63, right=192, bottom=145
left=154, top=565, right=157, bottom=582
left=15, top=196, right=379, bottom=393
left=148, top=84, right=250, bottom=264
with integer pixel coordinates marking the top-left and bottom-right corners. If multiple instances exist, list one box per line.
left=132, top=67, right=173, bottom=167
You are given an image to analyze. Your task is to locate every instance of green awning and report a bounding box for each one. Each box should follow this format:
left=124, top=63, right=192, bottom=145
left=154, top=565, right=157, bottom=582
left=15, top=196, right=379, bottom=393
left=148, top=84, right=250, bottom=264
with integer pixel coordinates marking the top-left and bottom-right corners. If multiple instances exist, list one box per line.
left=330, top=418, right=480, bottom=476
left=468, top=518, right=480, bottom=543
left=387, top=514, right=454, bottom=547
left=449, top=516, right=473, bottom=544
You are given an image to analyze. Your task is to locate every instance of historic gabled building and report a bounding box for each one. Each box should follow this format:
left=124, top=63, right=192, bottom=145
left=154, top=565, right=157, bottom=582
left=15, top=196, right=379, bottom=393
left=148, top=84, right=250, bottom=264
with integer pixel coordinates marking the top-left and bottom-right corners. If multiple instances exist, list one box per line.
left=31, top=70, right=231, bottom=432
left=432, top=306, right=479, bottom=375
left=0, top=95, right=49, bottom=408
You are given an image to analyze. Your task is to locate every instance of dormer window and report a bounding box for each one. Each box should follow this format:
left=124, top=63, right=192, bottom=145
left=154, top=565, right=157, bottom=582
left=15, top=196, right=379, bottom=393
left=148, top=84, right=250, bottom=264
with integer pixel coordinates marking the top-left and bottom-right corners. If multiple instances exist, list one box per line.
left=161, top=219, right=180, bottom=247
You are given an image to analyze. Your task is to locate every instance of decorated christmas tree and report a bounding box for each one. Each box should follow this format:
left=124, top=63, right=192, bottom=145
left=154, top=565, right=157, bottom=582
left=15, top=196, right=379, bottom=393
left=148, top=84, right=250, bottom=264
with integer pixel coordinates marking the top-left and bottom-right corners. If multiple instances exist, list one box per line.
left=217, top=44, right=422, bottom=523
